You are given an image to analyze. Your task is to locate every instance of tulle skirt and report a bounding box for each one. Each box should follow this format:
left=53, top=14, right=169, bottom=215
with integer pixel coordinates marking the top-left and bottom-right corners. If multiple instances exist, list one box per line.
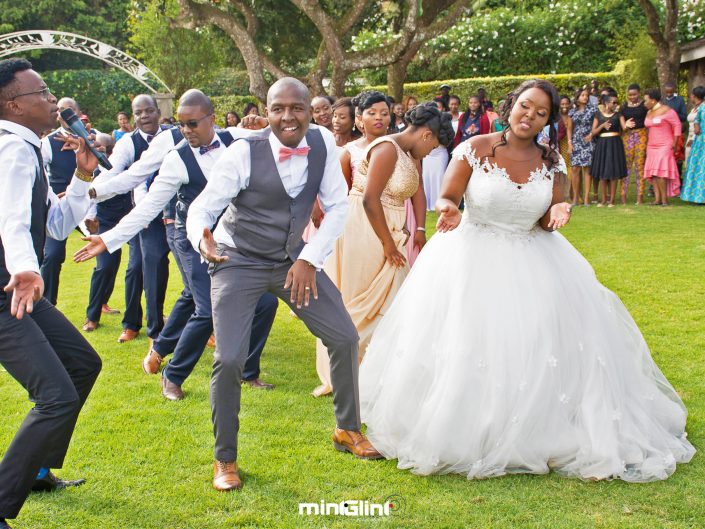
left=360, top=219, right=695, bottom=482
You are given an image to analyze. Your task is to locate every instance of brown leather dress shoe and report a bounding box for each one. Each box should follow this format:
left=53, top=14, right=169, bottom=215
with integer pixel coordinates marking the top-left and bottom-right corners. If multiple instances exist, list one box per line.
left=332, top=428, right=383, bottom=459
left=207, top=334, right=216, bottom=348
left=212, top=461, right=242, bottom=491
left=242, top=378, right=274, bottom=390
left=142, top=349, right=163, bottom=375
left=101, top=304, right=120, bottom=315
left=161, top=376, right=184, bottom=401
left=82, top=319, right=98, bottom=332
left=117, top=328, right=139, bottom=343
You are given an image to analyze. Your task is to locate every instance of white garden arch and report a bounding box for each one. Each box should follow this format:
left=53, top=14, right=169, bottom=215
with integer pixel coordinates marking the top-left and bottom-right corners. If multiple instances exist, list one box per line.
left=0, top=30, right=172, bottom=94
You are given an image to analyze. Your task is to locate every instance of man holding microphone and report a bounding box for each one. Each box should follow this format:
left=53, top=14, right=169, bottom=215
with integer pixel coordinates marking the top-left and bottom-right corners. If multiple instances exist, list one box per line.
left=0, top=58, right=102, bottom=529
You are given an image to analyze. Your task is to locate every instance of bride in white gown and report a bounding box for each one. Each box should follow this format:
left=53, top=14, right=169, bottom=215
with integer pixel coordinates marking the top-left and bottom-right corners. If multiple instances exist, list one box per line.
left=360, top=80, right=695, bottom=482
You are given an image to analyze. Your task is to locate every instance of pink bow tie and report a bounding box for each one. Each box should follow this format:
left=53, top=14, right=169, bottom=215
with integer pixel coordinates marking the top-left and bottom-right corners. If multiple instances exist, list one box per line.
left=278, top=145, right=310, bottom=162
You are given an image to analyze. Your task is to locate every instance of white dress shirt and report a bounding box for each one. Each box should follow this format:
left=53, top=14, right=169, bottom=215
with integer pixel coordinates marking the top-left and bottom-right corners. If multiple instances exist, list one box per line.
left=40, top=126, right=67, bottom=169
left=91, top=126, right=254, bottom=203
left=91, top=128, right=174, bottom=201
left=186, top=124, right=349, bottom=269
left=40, top=126, right=100, bottom=170
left=0, top=120, right=92, bottom=275
left=100, top=133, right=222, bottom=253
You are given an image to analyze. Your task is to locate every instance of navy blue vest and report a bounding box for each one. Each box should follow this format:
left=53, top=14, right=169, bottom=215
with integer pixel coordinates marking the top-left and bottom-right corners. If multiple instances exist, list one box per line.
left=131, top=126, right=182, bottom=220
left=174, top=131, right=234, bottom=229
left=0, top=131, right=50, bottom=303
left=47, top=129, right=77, bottom=195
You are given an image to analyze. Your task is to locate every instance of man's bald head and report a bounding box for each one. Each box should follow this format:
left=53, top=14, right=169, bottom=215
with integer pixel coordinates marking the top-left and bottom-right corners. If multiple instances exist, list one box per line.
left=57, top=97, right=79, bottom=128
left=179, top=89, right=214, bottom=115
left=94, top=132, right=115, bottom=156
left=132, top=93, right=160, bottom=134
left=265, top=77, right=312, bottom=147
left=132, top=94, right=158, bottom=111
left=267, top=77, right=310, bottom=106
left=57, top=97, right=79, bottom=113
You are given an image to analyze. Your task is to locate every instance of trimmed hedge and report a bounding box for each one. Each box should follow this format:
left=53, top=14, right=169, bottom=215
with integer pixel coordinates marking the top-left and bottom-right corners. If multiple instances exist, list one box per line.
left=211, top=95, right=261, bottom=127
left=361, top=61, right=635, bottom=105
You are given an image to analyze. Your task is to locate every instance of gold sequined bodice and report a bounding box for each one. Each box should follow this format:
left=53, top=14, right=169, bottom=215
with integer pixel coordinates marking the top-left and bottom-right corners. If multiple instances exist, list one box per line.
left=351, top=137, right=419, bottom=207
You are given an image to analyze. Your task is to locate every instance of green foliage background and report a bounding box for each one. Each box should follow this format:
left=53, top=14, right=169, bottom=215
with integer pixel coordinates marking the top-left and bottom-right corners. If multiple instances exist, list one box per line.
left=0, top=0, right=131, bottom=71
left=4, top=0, right=702, bottom=126
left=42, top=70, right=152, bottom=133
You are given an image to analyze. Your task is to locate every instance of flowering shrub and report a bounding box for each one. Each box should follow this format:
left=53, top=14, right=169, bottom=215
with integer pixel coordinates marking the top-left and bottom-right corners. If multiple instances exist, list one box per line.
left=680, top=0, right=705, bottom=41
left=406, top=0, right=644, bottom=81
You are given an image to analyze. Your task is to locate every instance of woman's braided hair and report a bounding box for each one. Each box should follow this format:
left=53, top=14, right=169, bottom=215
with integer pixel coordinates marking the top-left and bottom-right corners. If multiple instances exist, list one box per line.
left=405, top=101, right=455, bottom=147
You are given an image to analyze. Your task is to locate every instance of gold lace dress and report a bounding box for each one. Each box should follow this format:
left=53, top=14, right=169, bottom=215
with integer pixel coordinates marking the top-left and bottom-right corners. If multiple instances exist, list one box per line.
left=314, top=137, right=420, bottom=396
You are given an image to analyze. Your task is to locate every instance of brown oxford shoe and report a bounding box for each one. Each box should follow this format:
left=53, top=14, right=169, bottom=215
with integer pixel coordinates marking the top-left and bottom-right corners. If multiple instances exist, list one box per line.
left=161, top=376, right=184, bottom=401
left=142, top=348, right=163, bottom=375
left=82, top=319, right=99, bottom=332
left=242, top=378, right=274, bottom=390
left=117, top=328, right=139, bottom=343
left=101, top=304, right=120, bottom=315
left=332, top=428, right=383, bottom=459
left=212, top=461, right=242, bottom=491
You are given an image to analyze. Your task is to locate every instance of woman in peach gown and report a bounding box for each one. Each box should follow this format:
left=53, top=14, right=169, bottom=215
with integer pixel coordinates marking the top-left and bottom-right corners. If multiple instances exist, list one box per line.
left=313, top=102, right=454, bottom=397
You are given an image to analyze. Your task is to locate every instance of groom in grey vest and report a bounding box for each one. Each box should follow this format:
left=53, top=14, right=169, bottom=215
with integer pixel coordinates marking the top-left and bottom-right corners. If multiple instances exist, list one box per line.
left=187, top=78, right=381, bottom=492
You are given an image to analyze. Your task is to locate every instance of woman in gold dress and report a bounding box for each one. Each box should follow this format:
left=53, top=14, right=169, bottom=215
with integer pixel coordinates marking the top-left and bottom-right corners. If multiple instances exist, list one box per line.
left=313, top=102, right=455, bottom=396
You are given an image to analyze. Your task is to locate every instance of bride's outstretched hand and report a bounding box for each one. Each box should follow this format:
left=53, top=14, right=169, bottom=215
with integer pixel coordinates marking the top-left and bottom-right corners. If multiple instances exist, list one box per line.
left=548, top=202, right=572, bottom=230
left=436, top=203, right=462, bottom=232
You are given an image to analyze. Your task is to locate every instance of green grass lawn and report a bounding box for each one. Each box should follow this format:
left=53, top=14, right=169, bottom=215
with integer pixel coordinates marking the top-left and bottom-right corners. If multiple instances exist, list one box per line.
left=2, top=199, right=704, bottom=529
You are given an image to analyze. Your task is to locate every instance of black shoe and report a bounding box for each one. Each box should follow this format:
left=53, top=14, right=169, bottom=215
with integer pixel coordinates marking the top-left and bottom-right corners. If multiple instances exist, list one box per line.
left=0, top=517, right=12, bottom=528
left=31, top=471, right=86, bottom=492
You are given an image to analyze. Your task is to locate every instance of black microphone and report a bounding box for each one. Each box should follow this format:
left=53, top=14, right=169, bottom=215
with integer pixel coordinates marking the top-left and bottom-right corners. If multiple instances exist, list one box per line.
left=59, top=108, right=113, bottom=170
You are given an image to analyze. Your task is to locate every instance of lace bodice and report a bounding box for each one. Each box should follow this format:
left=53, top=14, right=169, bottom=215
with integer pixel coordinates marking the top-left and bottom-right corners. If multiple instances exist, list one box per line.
left=452, top=142, right=566, bottom=234
left=352, top=137, right=419, bottom=207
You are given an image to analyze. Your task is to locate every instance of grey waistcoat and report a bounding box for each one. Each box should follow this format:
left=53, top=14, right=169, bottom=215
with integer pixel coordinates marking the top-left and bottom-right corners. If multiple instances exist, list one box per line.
left=219, top=128, right=326, bottom=262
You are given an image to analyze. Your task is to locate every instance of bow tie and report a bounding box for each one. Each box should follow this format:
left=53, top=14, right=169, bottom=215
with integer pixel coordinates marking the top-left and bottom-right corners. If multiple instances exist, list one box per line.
left=199, top=141, right=221, bottom=155
left=278, top=145, right=310, bottom=162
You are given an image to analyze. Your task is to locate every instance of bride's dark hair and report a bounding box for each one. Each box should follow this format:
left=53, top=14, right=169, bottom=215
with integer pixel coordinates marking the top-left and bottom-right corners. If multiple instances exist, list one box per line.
left=491, top=79, right=561, bottom=170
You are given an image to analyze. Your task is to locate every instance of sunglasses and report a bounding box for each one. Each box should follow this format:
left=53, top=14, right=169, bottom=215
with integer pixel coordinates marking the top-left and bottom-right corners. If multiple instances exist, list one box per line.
left=176, top=114, right=213, bottom=129
left=10, top=86, right=51, bottom=100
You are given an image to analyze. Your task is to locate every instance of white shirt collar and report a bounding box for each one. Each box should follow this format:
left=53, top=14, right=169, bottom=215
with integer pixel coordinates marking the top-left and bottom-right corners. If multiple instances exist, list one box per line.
left=0, top=120, right=41, bottom=148
left=137, top=127, right=162, bottom=142
left=268, top=127, right=310, bottom=159
left=190, top=130, right=220, bottom=156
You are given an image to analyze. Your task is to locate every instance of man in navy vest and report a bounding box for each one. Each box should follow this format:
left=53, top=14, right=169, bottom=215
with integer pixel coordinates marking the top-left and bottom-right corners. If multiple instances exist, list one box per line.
left=38, top=97, right=82, bottom=305
left=90, top=94, right=173, bottom=343
left=0, top=58, right=102, bottom=529
left=187, top=78, right=382, bottom=492
left=74, top=89, right=278, bottom=400
left=81, top=127, right=142, bottom=334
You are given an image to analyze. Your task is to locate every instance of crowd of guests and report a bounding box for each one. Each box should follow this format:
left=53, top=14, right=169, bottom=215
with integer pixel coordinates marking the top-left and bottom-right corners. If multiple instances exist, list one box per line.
left=304, top=80, right=702, bottom=211
left=1, top=53, right=697, bottom=528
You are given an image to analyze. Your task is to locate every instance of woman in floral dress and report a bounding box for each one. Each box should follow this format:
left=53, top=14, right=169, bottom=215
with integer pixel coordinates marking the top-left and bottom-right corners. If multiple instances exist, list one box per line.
left=569, top=88, right=596, bottom=206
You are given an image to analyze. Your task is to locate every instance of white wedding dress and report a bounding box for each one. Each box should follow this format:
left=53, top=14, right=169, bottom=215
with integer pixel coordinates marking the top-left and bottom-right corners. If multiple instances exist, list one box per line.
left=359, top=143, right=695, bottom=482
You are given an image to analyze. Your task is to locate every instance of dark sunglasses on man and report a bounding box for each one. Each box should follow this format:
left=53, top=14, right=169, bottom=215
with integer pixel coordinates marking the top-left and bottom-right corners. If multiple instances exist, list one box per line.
left=176, top=114, right=213, bottom=129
